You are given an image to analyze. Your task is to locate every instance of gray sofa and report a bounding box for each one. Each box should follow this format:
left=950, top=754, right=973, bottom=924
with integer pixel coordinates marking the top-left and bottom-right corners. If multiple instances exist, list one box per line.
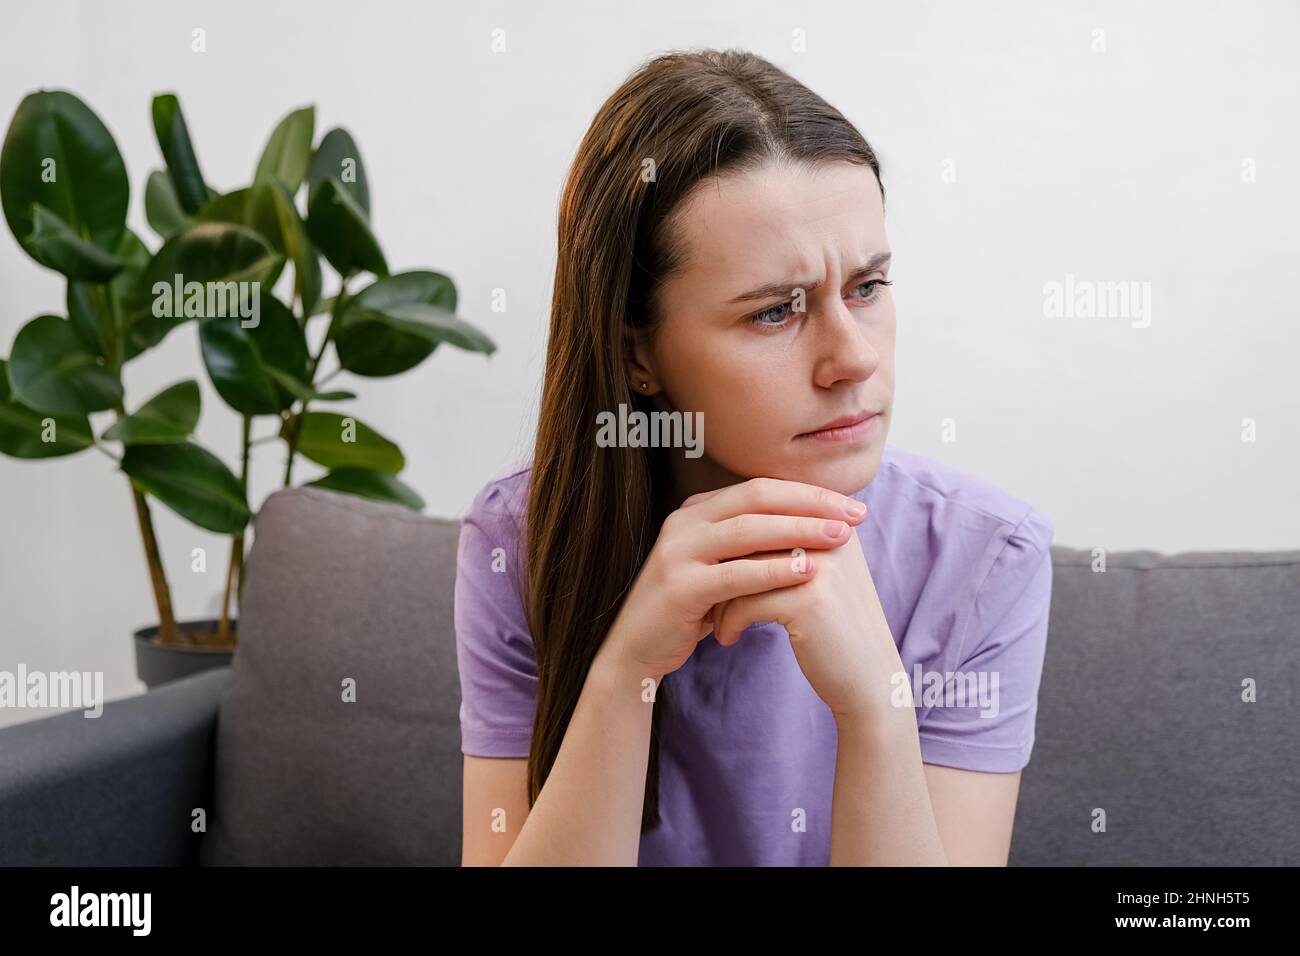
left=2, top=486, right=1297, bottom=866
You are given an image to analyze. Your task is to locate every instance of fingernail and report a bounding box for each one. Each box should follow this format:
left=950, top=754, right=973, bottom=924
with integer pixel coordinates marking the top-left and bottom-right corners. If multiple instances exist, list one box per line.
left=824, top=520, right=847, bottom=537
left=846, top=500, right=866, bottom=517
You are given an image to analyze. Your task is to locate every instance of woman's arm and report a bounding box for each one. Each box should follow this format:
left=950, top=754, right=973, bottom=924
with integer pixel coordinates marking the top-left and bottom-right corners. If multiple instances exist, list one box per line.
left=830, top=704, right=1024, bottom=865
left=922, top=764, right=1022, bottom=865
left=709, top=502, right=1035, bottom=865
left=829, top=705, right=949, bottom=865
left=496, top=645, right=658, bottom=866
left=463, top=479, right=870, bottom=866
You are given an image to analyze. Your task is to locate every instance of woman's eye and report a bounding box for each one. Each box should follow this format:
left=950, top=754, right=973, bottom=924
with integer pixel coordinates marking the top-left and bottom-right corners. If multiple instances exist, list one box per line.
left=853, top=278, right=893, bottom=302
left=750, top=301, right=793, bottom=330
left=748, top=279, right=892, bottom=332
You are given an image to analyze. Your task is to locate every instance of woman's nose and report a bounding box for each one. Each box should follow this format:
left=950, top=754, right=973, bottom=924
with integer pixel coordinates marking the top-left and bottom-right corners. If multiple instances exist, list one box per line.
left=812, top=298, right=878, bottom=388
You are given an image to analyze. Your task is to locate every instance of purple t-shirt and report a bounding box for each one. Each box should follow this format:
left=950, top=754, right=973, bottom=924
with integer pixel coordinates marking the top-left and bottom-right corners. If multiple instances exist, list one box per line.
left=454, top=442, right=1054, bottom=866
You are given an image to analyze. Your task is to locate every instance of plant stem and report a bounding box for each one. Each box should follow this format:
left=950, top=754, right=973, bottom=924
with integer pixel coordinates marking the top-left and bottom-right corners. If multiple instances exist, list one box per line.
left=91, top=283, right=121, bottom=372
left=92, top=286, right=176, bottom=644
left=217, top=533, right=237, bottom=643
left=129, top=485, right=177, bottom=643
left=217, top=415, right=252, bottom=644
left=111, top=385, right=177, bottom=644
left=284, top=278, right=351, bottom=486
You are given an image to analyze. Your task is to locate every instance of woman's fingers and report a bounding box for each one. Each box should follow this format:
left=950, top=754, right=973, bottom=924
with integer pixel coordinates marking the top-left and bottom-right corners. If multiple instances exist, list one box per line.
left=713, top=591, right=782, bottom=647
left=669, top=478, right=864, bottom=643
left=704, top=512, right=850, bottom=560
left=691, top=550, right=816, bottom=609
left=705, top=600, right=729, bottom=641
left=686, top=476, right=866, bottom=525
left=705, top=547, right=818, bottom=643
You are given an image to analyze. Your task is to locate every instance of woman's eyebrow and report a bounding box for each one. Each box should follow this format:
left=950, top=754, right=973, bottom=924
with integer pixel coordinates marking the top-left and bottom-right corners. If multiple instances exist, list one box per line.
left=726, top=251, right=892, bottom=304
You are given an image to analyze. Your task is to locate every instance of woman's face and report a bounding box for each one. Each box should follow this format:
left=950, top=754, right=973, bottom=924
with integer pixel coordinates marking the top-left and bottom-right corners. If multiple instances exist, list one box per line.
left=631, top=158, right=895, bottom=500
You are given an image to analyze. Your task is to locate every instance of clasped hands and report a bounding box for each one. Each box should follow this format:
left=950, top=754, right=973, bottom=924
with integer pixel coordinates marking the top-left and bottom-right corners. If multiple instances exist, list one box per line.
left=608, top=476, right=911, bottom=725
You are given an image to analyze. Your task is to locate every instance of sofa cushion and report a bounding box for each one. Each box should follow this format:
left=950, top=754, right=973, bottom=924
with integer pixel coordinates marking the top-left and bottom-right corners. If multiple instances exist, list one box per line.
left=1012, top=546, right=1300, bottom=865
left=200, top=487, right=463, bottom=865
left=200, top=483, right=1300, bottom=866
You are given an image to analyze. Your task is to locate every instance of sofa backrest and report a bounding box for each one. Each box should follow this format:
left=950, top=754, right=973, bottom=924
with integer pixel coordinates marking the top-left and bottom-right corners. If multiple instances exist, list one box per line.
left=201, top=486, right=463, bottom=865
left=1012, top=545, right=1300, bottom=865
left=203, top=485, right=1300, bottom=865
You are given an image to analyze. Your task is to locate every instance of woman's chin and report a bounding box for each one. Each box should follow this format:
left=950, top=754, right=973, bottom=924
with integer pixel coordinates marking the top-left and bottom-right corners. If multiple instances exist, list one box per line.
left=765, top=445, right=882, bottom=496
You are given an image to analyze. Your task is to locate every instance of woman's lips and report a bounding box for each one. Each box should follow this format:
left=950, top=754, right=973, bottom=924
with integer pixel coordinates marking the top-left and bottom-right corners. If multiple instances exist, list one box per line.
left=795, top=412, right=879, bottom=444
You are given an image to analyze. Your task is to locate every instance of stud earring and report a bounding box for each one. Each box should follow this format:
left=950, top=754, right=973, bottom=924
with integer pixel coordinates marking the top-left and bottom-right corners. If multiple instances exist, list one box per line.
left=640, top=382, right=648, bottom=391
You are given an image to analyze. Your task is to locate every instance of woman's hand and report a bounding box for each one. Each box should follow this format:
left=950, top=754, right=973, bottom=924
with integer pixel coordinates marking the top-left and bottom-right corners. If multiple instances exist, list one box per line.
left=709, top=510, right=908, bottom=723
left=599, top=477, right=868, bottom=684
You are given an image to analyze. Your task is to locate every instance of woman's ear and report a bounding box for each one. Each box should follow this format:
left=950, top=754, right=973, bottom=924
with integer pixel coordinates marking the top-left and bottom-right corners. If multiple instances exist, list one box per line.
left=624, top=326, right=659, bottom=395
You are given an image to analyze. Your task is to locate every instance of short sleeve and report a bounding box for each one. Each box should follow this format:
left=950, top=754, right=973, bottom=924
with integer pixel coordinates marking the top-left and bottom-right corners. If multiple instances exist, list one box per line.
left=916, top=507, right=1054, bottom=773
left=453, top=474, right=538, bottom=758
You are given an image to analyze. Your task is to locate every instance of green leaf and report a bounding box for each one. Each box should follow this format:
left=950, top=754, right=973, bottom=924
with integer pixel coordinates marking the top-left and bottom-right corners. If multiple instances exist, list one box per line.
left=283, top=410, right=403, bottom=473
left=352, top=303, right=496, bottom=368
left=199, top=180, right=321, bottom=316
left=299, top=250, right=323, bottom=317
left=262, top=367, right=354, bottom=404
left=199, top=319, right=277, bottom=415
left=198, top=293, right=308, bottom=416
left=307, top=127, right=370, bottom=218
left=66, top=229, right=151, bottom=362
left=150, top=94, right=208, bottom=214
left=121, top=441, right=250, bottom=534
left=0, top=357, right=93, bottom=458
left=64, top=227, right=148, bottom=358
left=305, top=467, right=424, bottom=511
left=122, top=221, right=285, bottom=358
left=0, top=90, right=128, bottom=270
left=254, top=105, right=314, bottom=195
left=21, top=204, right=124, bottom=281
left=145, top=169, right=190, bottom=239
left=346, top=270, right=457, bottom=312
left=8, top=313, right=122, bottom=415
left=65, top=280, right=101, bottom=354
left=306, top=177, right=386, bottom=278
left=335, top=271, right=494, bottom=376
left=108, top=228, right=151, bottom=306
left=239, top=293, right=309, bottom=388
left=195, top=187, right=251, bottom=226
left=100, top=379, right=199, bottom=444
left=247, top=177, right=321, bottom=315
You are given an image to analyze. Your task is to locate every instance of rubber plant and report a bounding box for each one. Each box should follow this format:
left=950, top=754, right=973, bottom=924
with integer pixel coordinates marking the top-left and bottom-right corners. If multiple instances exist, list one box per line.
left=0, top=90, right=496, bottom=648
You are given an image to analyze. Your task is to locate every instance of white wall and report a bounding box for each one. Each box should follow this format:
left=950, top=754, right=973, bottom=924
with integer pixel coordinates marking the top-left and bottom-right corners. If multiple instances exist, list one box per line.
left=3, top=0, right=1298, bottom=726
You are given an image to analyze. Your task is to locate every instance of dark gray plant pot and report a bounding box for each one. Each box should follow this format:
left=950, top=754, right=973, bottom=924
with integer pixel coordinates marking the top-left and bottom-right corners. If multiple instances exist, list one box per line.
left=133, top=618, right=237, bottom=689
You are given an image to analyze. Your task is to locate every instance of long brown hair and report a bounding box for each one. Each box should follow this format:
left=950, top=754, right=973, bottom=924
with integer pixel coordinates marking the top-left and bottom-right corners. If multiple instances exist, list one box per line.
left=523, top=48, right=884, bottom=834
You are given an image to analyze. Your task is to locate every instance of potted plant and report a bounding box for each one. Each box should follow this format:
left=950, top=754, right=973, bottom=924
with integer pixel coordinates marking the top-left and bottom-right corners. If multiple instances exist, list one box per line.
left=0, top=90, right=496, bottom=687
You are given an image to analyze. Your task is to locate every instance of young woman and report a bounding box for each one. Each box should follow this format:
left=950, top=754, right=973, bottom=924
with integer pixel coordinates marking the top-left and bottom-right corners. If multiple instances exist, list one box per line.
left=456, top=48, right=1054, bottom=866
